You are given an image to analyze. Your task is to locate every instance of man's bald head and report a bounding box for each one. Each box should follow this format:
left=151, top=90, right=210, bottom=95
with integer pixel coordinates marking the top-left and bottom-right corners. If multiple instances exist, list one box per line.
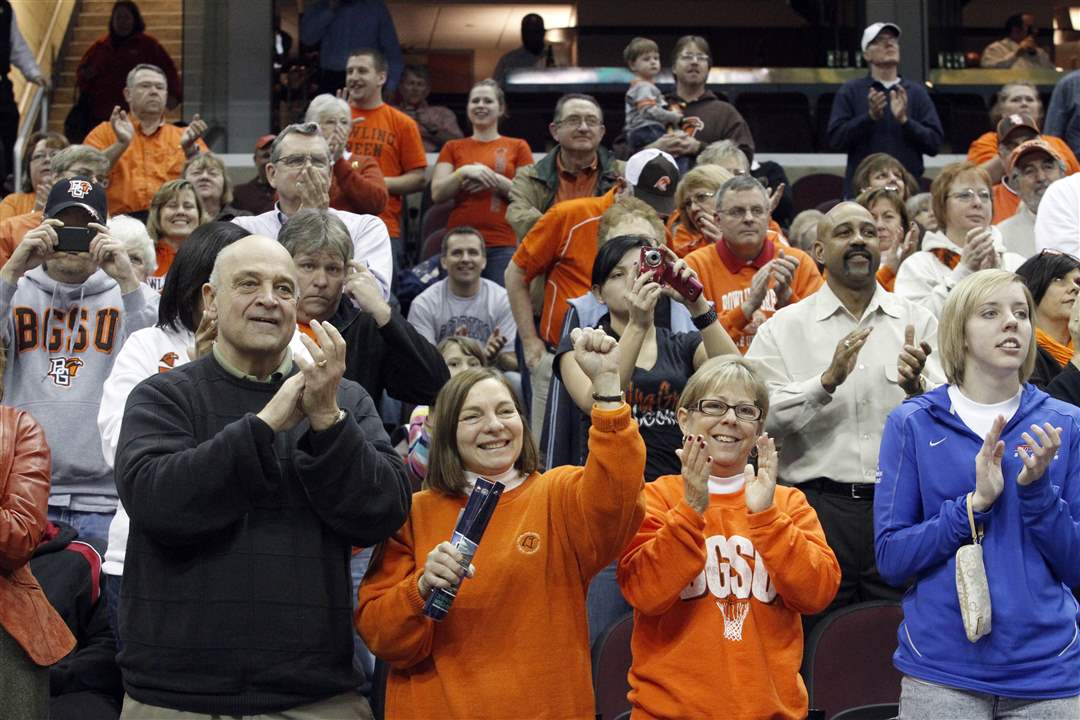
left=814, top=202, right=880, bottom=288
left=209, top=235, right=296, bottom=289
left=816, top=201, right=874, bottom=244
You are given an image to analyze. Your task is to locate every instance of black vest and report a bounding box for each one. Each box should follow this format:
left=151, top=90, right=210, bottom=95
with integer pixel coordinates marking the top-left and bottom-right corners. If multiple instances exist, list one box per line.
left=0, top=1, right=13, bottom=78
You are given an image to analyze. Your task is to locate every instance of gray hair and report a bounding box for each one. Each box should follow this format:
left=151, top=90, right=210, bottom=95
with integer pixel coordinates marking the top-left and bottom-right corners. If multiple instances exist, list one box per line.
left=716, top=174, right=769, bottom=209
left=108, top=215, right=156, bottom=274
left=304, top=94, right=350, bottom=123
left=269, top=122, right=328, bottom=163
left=52, top=145, right=109, bottom=179
left=126, top=63, right=167, bottom=88
left=698, top=140, right=749, bottom=171
left=279, top=208, right=353, bottom=264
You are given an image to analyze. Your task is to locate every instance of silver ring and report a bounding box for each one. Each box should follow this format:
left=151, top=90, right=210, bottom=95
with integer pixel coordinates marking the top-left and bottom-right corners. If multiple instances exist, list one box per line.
left=316, top=359, right=327, bottom=368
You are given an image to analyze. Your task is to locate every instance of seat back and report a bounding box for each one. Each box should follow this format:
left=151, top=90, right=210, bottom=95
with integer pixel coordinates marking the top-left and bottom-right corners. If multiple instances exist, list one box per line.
left=735, top=92, right=815, bottom=152
left=793, top=173, right=844, bottom=212
left=591, top=612, right=634, bottom=720
left=803, top=601, right=904, bottom=720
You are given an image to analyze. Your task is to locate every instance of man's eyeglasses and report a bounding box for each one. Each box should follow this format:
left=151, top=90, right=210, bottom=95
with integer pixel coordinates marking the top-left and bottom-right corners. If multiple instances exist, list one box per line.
left=719, top=205, right=768, bottom=220
left=689, top=398, right=762, bottom=421
left=556, top=115, right=602, bottom=129
left=277, top=154, right=330, bottom=169
left=948, top=188, right=991, bottom=204
left=678, top=53, right=710, bottom=63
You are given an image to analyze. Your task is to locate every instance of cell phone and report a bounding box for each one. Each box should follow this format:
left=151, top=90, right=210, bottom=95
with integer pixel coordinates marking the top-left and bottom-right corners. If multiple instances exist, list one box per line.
left=55, top=226, right=93, bottom=253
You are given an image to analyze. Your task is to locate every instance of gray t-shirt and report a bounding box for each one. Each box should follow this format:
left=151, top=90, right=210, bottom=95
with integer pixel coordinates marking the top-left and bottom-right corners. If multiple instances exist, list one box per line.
left=625, top=79, right=682, bottom=134
left=407, top=278, right=517, bottom=346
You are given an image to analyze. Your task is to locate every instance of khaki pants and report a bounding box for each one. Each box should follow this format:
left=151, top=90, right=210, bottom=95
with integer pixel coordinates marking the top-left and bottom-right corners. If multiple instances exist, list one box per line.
left=120, top=691, right=373, bottom=720
left=529, top=349, right=555, bottom=446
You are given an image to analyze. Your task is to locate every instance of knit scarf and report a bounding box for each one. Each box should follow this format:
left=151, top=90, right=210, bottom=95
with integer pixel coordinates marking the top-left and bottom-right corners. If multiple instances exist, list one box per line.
left=1036, top=327, right=1073, bottom=367
left=929, top=248, right=961, bottom=270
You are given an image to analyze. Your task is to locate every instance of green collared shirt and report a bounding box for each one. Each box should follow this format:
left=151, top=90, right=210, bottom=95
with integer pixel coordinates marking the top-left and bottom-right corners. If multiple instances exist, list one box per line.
left=212, top=343, right=293, bottom=383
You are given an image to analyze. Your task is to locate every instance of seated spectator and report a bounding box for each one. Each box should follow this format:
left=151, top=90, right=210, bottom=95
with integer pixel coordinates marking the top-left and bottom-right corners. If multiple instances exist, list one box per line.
left=622, top=37, right=683, bottom=155
left=305, top=94, right=388, bottom=217
left=0, top=131, right=67, bottom=221
left=1015, top=251, right=1080, bottom=388
left=183, top=152, right=245, bottom=221
left=856, top=186, right=919, bottom=291
left=407, top=226, right=517, bottom=372
left=1047, top=296, right=1080, bottom=405
left=748, top=201, right=940, bottom=625
left=896, top=162, right=1023, bottom=318
left=695, top=140, right=788, bottom=235
left=0, top=179, right=155, bottom=548
left=230, top=134, right=277, bottom=216
left=0, top=145, right=110, bottom=266
left=506, top=93, right=623, bottom=242
left=280, top=208, right=447, bottom=405
left=906, top=191, right=936, bottom=233
left=968, top=82, right=1079, bottom=184
left=989, top=114, right=1042, bottom=224
left=875, top=269, right=1080, bottom=718
left=789, top=209, right=825, bottom=254
left=493, top=13, right=556, bottom=87
left=107, top=214, right=156, bottom=286
left=396, top=64, right=463, bottom=152
left=997, top=139, right=1066, bottom=258
left=75, top=1, right=182, bottom=130
left=852, top=151, right=919, bottom=200
left=981, top=12, right=1054, bottom=70
left=684, top=175, right=824, bottom=352
left=85, top=63, right=208, bottom=217
left=145, top=179, right=208, bottom=291
left=668, top=164, right=733, bottom=257
left=233, top=122, right=394, bottom=299
left=618, top=356, right=840, bottom=720
left=431, top=80, right=533, bottom=285
left=357, top=333, right=646, bottom=719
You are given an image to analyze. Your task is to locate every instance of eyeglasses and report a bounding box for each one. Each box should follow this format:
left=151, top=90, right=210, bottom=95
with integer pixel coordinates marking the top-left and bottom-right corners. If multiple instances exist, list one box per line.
left=689, top=190, right=716, bottom=207
left=948, top=188, right=991, bottom=204
left=556, top=115, right=602, bottom=128
left=277, top=154, right=330, bottom=169
left=690, top=398, right=762, bottom=421
left=720, top=205, right=768, bottom=220
left=678, top=53, right=710, bottom=63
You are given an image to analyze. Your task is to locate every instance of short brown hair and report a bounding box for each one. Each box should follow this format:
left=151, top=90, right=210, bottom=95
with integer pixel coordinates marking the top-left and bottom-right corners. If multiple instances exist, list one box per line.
left=671, top=35, right=710, bottom=68
left=441, top=225, right=486, bottom=257
left=674, top=165, right=732, bottom=233
left=279, top=208, right=353, bottom=264
left=437, top=336, right=487, bottom=366
left=931, top=162, right=992, bottom=234
left=183, top=152, right=234, bottom=207
left=425, top=368, right=539, bottom=496
left=347, top=47, right=387, bottom=74
left=852, top=153, right=919, bottom=201
left=597, top=196, right=665, bottom=245
left=855, top=186, right=909, bottom=229
left=22, top=131, right=68, bottom=192
left=146, top=179, right=208, bottom=241
left=624, top=37, right=659, bottom=66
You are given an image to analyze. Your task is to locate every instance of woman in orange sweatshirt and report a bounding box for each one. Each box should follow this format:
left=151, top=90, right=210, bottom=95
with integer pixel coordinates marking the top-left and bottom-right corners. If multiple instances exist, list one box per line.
left=357, top=327, right=646, bottom=719
left=618, top=356, right=841, bottom=720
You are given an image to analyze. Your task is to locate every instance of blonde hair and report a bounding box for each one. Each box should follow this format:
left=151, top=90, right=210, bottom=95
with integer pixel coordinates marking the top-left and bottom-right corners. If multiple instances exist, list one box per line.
left=931, top=162, right=992, bottom=235
left=678, top=356, right=770, bottom=424
left=674, top=165, right=733, bottom=233
left=597, top=196, right=666, bottom=246
left=938, top=269, right=1037, bottom=385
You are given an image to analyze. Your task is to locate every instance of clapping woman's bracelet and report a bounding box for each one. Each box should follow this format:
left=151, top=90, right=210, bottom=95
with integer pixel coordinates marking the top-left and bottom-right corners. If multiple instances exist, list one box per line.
left=592, top=392, right=623, bottom=403
left=691, top=307, right=718, bottom=330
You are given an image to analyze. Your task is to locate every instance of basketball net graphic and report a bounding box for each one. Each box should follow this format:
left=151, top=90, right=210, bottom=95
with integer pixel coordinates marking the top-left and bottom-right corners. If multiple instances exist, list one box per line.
left=717, top=597, right=750, bottom=642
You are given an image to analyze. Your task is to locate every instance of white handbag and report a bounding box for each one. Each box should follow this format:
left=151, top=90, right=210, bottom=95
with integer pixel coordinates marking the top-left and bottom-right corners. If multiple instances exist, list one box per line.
left=955, top=491, right=992, bottom=643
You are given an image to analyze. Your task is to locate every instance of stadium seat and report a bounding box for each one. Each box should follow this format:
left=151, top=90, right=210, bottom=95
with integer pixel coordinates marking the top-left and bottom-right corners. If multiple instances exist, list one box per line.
left=802, top=600, right=904, bottom=720
left=735, top=92, right=815, bottom=153
left=793, top=173, right=844, bottom=212
left=422, top=228, right=448, bottom=261
left=591, top=611, right=634, bottom=720
left=831, top=703, right=900, bottom=720
left=420, top=200, right=454, bottom=242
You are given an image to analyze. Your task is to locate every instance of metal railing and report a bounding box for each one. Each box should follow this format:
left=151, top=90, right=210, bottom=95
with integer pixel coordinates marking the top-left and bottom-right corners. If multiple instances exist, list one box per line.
left=13, top=89, right=48, bottom=192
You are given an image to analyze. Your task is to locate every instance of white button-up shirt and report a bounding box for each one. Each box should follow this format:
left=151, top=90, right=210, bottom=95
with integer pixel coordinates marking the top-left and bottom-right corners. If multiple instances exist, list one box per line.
left=746, top=282, right=944, bottom=485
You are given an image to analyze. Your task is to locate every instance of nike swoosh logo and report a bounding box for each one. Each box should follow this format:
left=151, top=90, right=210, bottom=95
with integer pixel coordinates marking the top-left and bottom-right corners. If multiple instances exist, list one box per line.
left=930, top=438, right=946, bottom=447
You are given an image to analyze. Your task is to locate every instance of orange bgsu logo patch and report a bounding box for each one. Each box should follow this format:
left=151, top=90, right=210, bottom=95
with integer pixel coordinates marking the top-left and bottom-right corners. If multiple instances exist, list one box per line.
left=516, top=531, right=541, bottom=555
left=158, top=352, right=180, bottom=373
left=653, top=175, right=672, bottom=192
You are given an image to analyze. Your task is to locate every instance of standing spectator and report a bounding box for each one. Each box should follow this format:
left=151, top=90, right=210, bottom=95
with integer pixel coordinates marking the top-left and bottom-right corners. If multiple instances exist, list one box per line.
left=852, top=152, right=919, bottom=200
left=981, top=12, right=1054, bottom=70
left=875, top=269, right=1080, bottom=719
left=747, top=202, right=941, bottom=622
left=183, top=152, right=244, bottom=221
left=989, top=114, right=1040, bottom=224
left=344, top=48, right=426, bottom=283
left=300, top=0, right=403, bottom=96
left=622, top=37, right=683, bottom=154
left=431, top=79, right=533, bottom=285
left=651, top=36, right=754, bottom=170
left=84, top=64, right=209, bottom=217
left=397, top=64, right=463, bottom=153
left=305, top=93, right=388, bottom=217
left=827, top=22, right=943, bottom=198
left=997, top=139, right=1066, bottom=258
left=230, top=134, right=277, bottom=216
left=75, top=1, right=182, bottom=131
left=1015, top=251, right=1080, bottom=389
left=0, top=0, right=50, bottom=179
left=0, top=130, right=66, bottom=221
left=493, top=13, right=556, bottom=87
left=145, top=178, right=208, bottom=291
left=1045, top=70, right=1080, bottom=160
left=857, top=186, right=919, bottom=291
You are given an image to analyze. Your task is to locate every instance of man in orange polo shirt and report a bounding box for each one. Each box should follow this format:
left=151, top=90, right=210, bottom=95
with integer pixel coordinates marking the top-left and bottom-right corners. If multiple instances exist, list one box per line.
left=84, top=64, right=208, bottom=218
left=684, top=174, right=823, bottom=353
left=343, top=48, right=426, bottom=290
left=507, top=148, right=679, bottom=433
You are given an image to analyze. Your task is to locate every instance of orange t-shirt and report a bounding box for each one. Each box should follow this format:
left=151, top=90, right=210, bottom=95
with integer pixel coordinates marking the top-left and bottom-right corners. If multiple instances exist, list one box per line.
left=0, top=192, right=35, bottom=222
left=357, top=404, right=646, bottom=720
left=967, top=131, right=1080, bottom=175
left=437, top=136, right=534, bottom=248
left=618, top=474, right=840, bottom=720
left=84, top=118, right=208, bottom=215
left=0, top=211, right=43, bottom=267
left=347, top=103, right=427, bottom=238
left=992, top=181, right=1020, bottom=224
left=684, top=234, right=824, bottom=353
left=148, top=242, right=178, bottom=292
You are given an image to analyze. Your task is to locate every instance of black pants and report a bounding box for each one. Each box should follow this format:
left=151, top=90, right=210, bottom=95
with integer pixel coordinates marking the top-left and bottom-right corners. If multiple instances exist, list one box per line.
left=0, top=79, right=19, bottom=183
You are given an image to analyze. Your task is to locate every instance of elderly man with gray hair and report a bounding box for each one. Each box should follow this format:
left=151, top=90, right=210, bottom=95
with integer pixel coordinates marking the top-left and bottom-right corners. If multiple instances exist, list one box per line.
left=233, top=122, right=394, bottom=298
left=305, top=93, right=388, bottom=216
left=85, top=63, right=209, bottom=217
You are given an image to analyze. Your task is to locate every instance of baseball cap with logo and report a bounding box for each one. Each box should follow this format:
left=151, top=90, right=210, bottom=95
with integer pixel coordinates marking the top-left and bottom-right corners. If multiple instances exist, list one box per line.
left=1006, top=138, right=1064, bottom=176
left=997, top=113, right=1040, bottom=141
left=861, top=22, right=901, bottom=52
left=624, top=148, right=679, bottom=215
left=45, top=177, right=108, bottom=223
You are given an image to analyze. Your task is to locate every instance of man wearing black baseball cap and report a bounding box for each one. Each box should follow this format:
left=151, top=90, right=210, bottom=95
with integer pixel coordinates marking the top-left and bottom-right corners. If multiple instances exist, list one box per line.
left=827, top=21, right=944, bottom=197
left=0, top=176, right=155, bottom=548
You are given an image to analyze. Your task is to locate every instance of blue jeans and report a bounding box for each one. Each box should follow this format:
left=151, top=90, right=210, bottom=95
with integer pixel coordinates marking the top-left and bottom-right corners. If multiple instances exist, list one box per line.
left=482, top=245, right=516, bottom=287
left=587, top=560, right=631, bottom=649
left=351, top=546, right=375, bottom=693
left=47, top=507, right=114, bottom=551
left=103, top=572, right=123, bottom=650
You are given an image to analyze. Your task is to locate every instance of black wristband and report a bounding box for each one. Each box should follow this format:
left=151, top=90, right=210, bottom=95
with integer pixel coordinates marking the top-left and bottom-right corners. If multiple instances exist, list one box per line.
left=691, top=307, right=718, bottom=330
left=592, top=392, right=623, bottom=403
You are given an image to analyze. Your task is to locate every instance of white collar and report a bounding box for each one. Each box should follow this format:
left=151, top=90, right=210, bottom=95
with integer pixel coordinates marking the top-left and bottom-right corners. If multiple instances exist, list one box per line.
left=464, top=466, right=526, bottom=494
left=707, top=472, right=746, bottom=495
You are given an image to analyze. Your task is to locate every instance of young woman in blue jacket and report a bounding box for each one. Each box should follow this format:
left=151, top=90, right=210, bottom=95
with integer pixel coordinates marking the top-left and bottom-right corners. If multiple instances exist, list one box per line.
left=875, top=268, right=1080, bottom=718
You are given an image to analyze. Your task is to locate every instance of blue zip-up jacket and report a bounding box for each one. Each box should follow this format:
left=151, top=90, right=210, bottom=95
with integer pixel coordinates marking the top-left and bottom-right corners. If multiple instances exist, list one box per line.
left=827, top=75, right=943, bottom=198
left=874, top=383, right=1080, bottom=698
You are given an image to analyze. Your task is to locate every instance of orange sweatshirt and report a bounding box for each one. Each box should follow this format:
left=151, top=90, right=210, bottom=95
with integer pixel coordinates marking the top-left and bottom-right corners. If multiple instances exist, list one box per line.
left=684, top=233, right=823, bottom=353
left=618, top=474, right=840, bottom=720
left=357, top=404, right=646, bottom=720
